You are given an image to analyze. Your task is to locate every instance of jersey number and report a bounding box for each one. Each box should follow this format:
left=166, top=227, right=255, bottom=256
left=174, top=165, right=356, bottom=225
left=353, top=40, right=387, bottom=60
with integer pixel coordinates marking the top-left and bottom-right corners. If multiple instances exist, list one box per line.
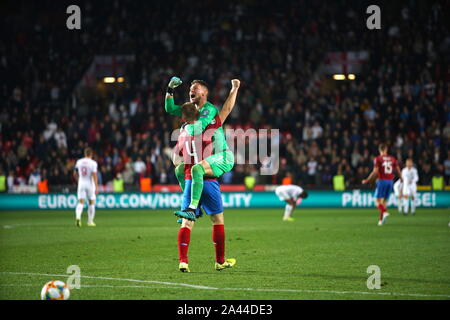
left=184, top=141, right=199, bottom=164
left=382, top=161, right=392, bottom=174
left=80, top=167, right=88, bottom=176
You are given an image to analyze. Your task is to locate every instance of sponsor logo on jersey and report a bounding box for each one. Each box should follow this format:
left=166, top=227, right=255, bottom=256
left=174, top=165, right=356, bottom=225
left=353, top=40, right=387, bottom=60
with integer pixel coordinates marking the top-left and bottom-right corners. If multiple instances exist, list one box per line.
left=200, top=109, right=210, bottom=118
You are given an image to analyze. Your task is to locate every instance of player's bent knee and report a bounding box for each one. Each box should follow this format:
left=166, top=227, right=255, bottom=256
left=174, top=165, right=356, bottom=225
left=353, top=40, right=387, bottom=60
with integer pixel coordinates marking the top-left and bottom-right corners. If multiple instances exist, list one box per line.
left=210, top=213, right=224, bottom=225
left=181, top=219, right=194, bottom=229
left=200, top=160, right=214, bottom=176
left=175, top=163, right=184, bottom=175
left=191, top=163, right=204, bottom=176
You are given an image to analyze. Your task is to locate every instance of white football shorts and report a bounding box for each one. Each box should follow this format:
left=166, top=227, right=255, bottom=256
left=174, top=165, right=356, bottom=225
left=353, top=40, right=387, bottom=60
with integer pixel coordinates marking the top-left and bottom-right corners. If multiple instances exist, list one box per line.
left=402, top=183, right=417, bottom=197
left=275, top=189, right=291, bottom=201
left=77, top=183, right=96, bottom=201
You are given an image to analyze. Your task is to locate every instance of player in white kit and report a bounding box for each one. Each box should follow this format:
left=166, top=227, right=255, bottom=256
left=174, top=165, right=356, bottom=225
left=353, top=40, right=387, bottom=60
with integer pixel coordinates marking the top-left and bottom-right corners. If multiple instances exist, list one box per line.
left=401, top=159, right=419, bottom=215
left=274, top=184, right=308, bottom=221
left=74, top=148, right=98, bottom=227
left=393, top=179, right=403, bottom=213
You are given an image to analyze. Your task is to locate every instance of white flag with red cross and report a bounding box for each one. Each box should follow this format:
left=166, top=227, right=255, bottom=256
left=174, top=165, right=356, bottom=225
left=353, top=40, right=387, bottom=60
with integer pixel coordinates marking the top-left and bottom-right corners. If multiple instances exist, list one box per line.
left=323, top=51, right=369, bottom=74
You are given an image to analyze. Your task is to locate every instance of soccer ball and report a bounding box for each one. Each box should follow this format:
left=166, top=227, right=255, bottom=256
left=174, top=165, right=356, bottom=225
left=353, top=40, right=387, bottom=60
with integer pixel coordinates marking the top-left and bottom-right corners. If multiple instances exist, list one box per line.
left=40, top=280, right=70, bottom=300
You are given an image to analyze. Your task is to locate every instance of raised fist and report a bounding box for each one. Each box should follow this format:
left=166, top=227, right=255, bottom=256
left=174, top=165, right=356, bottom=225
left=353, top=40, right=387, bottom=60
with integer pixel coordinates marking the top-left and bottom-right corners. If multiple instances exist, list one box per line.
left=168, top=76, right=182, bottom=89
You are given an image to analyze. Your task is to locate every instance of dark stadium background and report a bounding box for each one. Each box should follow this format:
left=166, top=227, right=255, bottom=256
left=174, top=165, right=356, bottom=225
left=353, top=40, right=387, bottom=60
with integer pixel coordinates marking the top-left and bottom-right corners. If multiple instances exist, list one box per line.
left=1, top=0, right=449, bottom=193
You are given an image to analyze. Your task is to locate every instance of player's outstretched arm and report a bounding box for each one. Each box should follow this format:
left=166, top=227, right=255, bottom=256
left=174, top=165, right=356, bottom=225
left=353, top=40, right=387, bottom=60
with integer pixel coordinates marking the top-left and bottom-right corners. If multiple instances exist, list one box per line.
left=219, top=79, right=240, bottom=123
left=362, top=167, right=378, bottom=184
left=164, top=77, right=183, bottom=116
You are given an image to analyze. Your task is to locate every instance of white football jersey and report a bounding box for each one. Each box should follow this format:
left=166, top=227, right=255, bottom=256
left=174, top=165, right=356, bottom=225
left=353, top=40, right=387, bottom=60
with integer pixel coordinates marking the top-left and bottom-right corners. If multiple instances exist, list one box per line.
left=402, top=167, right=419, bottom=185
left=75, top=157, right=98, bottom=185
left=275, top=185, right=304, bottom=201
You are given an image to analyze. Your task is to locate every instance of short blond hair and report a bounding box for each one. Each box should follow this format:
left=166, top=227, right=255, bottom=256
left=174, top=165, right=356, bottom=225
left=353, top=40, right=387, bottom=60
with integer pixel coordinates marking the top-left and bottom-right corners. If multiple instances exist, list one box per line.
left=84, top=148, right=93, bottom=157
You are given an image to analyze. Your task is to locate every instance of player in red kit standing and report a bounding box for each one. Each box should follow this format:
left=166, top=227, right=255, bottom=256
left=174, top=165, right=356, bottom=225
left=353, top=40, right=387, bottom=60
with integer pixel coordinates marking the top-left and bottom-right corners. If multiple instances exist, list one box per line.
left=362, top=144, right=402, bottom=226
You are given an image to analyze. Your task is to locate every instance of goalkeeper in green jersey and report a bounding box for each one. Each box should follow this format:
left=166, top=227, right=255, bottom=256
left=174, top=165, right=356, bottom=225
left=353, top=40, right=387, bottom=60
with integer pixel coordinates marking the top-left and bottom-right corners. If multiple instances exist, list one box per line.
left=165, top=77, right=235, bottom=220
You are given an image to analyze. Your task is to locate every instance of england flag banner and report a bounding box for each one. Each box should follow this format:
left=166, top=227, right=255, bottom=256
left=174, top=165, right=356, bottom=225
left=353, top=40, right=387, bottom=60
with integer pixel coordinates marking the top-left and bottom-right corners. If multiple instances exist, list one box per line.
left=322, top=51, right=369, bottom=74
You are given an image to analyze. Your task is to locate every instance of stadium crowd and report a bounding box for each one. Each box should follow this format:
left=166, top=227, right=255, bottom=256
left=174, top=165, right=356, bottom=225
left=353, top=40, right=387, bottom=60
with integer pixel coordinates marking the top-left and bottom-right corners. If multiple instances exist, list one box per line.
left=1, top=0, right=449, bottom=192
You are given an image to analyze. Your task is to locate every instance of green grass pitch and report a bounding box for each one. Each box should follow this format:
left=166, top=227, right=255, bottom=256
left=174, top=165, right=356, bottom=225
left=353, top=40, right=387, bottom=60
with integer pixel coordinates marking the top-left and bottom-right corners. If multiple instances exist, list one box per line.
left=0, top=208, right=449, bottom=300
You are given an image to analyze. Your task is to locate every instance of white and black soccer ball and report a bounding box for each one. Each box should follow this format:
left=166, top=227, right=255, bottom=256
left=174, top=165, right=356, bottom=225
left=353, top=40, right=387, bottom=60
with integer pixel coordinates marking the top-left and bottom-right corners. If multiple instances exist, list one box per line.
left=40, top=280, right=70, bottom=300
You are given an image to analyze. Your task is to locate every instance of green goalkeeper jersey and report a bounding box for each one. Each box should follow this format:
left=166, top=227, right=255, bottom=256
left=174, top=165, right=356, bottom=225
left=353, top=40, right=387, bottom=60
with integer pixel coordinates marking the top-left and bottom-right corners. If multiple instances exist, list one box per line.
left=165, top=97, right=230, bottom=153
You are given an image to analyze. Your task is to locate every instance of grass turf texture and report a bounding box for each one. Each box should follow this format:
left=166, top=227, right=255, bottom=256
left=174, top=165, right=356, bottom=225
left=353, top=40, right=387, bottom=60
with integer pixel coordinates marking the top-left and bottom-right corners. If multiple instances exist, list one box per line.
left=0, top=208, right=449, bottom=300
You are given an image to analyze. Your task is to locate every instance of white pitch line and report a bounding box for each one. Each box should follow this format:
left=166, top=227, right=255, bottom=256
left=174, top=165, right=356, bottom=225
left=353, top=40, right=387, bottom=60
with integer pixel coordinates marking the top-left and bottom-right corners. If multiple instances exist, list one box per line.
left=0, top=284, right=194, bottom=289
left=220, top=287, right=450, bottom=298
left=0, top=272, right=217, bottom=290
left=2, top=223, right=48, bottom=229
left=1, top=271, right=449, bottom=299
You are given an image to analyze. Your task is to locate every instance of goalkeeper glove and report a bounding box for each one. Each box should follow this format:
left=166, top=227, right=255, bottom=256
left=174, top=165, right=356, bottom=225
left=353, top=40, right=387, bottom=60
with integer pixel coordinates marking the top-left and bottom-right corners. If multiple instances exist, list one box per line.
left=167, top=76, right=182, bottom=95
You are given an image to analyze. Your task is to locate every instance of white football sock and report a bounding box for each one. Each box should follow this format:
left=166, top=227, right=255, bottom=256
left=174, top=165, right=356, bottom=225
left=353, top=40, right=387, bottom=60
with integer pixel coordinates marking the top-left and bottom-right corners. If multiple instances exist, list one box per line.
left=88, top=205, right=96, bottom=223
left=411, top=199, right=416, bottom=214
left=398, top=199, right=402, bottom=213
left=283, top=204, right=293, bottom=219
left=75, top=203, right=84, bottom=220
left=403, top=198, right=409, bottom=214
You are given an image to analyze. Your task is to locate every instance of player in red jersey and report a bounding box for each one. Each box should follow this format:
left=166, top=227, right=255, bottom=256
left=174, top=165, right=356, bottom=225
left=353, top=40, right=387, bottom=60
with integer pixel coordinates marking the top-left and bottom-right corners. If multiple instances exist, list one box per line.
left=174, top=107, right=220, bottom=182
left=172, top=79, right=240, bottom=272
left=362, top=144, right=402, bottom=226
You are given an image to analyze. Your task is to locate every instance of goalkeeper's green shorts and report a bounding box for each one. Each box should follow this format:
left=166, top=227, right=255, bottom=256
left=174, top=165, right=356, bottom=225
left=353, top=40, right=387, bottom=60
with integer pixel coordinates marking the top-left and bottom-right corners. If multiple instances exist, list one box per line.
left=204, top=150, right=235, bottom=178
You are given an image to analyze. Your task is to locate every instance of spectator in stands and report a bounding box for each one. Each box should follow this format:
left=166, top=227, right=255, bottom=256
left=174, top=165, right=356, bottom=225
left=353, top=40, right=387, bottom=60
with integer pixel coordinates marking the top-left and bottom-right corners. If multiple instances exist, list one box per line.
left=122, top=162, right=135, bottom=185
left=0, top=170, right=6, bottom=193
left=311, top=121, right=323, bottom=140
left=333, top=168, right=345, bottom=191
left=432, top=165, right=444, bottom=190
left=444, top=151, right=450, bottom=185
left=307, top=158, right=318, bottom=185
left=100, top=166, right=113, bottom=186
left=48, top=168, right=61, bottom=187
left=7, top=170, right=15, bottom=191
left=28, top=167, right=41, bottom=186
left=133, top=156, right=146, bottom=180
left=54, top=128, right=68, bottom=149
left=113, top=173, right=124, bottom=193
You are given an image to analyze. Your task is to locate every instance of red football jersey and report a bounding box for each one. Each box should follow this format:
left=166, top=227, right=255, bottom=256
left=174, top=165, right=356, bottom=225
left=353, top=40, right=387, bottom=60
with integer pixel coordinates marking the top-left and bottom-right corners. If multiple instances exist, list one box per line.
left=373, top=155, right=399, bottom=180
left=174, top=115, right=222, bottom=179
